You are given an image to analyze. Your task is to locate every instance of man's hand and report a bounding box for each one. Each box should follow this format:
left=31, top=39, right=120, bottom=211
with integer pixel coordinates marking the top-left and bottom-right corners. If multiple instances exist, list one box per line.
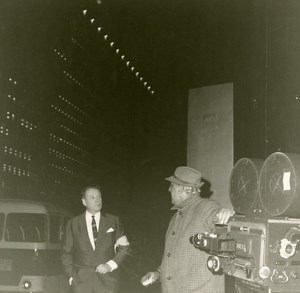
left=140, top=271, right=160, bottom=287
left=216, top=208, right=235, bottom=224
left=96, top=263, right=112, bottom=274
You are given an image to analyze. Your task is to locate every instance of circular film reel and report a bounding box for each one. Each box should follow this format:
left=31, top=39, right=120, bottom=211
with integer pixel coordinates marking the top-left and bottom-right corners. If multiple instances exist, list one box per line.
left=229, top=158, right=263, bottom=214
left=259, top=152, right=300, bottom=217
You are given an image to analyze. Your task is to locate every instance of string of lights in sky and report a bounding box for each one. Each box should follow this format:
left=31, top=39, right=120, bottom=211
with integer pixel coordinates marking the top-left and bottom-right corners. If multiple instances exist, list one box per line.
left=83, top=9, right=155, bottom=95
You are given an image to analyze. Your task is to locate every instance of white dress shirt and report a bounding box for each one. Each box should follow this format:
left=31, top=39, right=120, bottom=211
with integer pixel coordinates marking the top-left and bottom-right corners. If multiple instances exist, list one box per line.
left=85, top=211, right=118, bottom=270
left=85, top=211, right=100, bottom=250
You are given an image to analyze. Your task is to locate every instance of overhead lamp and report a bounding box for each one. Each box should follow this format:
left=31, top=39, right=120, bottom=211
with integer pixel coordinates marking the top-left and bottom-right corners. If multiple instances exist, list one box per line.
left=121, top=55, right=125, bottom=60
left=110, top=42, right=114, bottom=47
left=104, top=35, right=108, bottom=40
left=97, top=27, right=102, bottom=32
left=83, top=10, right=87, bottom=16
left=90, top=19, right=95, bottom=24
left=116, top=49, right=120, bottom=54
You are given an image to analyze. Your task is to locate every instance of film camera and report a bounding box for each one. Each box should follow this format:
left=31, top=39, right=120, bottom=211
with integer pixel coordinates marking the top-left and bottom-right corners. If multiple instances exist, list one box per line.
left=190, top=152, right=300, bottom=293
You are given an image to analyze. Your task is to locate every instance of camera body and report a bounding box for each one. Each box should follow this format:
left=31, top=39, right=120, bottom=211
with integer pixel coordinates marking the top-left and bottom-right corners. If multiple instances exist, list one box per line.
left=191, top=217, right=300, bottom=291
left=191, top=153, right=300, bottom=292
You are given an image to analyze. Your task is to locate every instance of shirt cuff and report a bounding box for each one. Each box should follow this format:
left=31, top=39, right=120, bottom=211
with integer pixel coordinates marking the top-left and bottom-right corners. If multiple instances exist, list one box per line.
left=106, top=260, right=118, bottom=271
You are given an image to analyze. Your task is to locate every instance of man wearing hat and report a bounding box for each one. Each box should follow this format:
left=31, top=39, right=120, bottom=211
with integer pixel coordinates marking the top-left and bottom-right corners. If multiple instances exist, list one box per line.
left=141, top=166, right=234, bottom=293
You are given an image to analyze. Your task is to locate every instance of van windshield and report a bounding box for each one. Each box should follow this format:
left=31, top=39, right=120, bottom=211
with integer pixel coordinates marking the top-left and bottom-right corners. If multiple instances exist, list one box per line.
left=5, top=213, right=46, bottom=242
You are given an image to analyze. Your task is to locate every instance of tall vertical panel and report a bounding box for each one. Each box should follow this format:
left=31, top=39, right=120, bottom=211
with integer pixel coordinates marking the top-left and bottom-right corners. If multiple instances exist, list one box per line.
left=187, top=83, right=233, bottom=208
left=266, top=0, right=300, bottom=154
left=233, top=0, right=267, bottom=162
left=234, top=1, right=300, bottom=158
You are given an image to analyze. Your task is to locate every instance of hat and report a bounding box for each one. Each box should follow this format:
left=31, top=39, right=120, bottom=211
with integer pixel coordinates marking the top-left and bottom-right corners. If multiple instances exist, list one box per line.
left=165, top=166, right=204, bottom=188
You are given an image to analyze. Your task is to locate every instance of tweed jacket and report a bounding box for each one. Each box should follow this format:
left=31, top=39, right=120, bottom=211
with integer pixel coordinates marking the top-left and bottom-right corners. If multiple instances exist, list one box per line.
left=160, top=194, right=224, bottom=293
left=61, top=211, right=130, bottom=292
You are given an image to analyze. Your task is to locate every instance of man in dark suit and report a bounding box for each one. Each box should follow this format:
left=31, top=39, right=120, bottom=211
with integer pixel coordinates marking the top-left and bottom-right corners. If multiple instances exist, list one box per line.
left=62, top=185, right=130, bottom=293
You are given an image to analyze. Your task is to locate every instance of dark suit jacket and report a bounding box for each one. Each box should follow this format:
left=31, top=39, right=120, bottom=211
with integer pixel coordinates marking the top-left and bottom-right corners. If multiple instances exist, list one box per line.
left=61, top=211, right=130, bottom=292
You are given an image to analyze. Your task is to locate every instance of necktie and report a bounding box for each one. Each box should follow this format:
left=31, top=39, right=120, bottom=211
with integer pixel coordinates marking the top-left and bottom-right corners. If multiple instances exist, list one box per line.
left=91, top=216, right=98, bottom=243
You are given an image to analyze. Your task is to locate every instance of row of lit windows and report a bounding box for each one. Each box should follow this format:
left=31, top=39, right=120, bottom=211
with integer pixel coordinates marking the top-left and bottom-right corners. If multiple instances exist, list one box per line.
left=49, top=133, right=86, bottom=152
left=4, top=114, right=38, bottom=130
left=60, top=124, right=77, bottom=135
left=63, top=70, right=83, bottom=88
left=3, top=146, right=31, bottom=161
left=8, top=78, right=17, bottom=85
left=49, top=163, right=79, bottom=177
left=59, top=95, right=88, bottom=117
left=0, top=126, right=9, bottom=135
left=71, top=37, right=83, bottom=49
left=6, top=112, right=15, bottom=120
left=7, top=94, right=16, bottom=102
left=49, top=147, right=81, bottom=164
left=60, top=124, right=88, bottom=143
left=51, top=104, right=82, bottom=125
left=53, top=49, right=67, bottom=61
left=2, top=164, right=30, bottom=176
left=20, top=118, right=38, bottom=130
